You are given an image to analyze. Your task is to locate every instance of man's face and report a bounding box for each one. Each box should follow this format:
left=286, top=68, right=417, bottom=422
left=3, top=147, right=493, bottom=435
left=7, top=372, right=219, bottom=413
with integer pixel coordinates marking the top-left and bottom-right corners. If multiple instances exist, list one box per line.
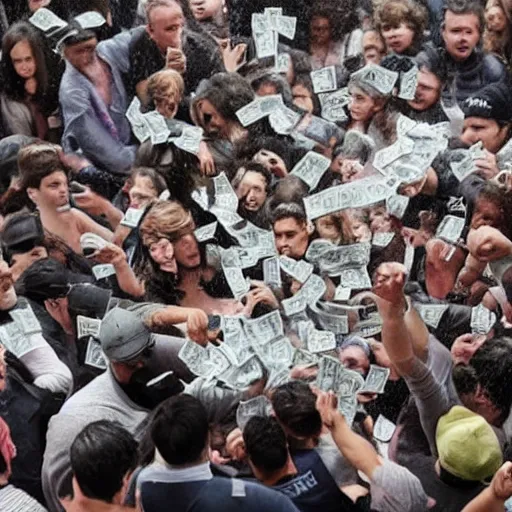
left=129, top=175, right=158, bottom=209
left=196, top=99, right=229, bottom=138
left=273, top=217, right=309, bottom=259
left=147, top=4, right=185, bottom=53
left=64, top=38, right=98, bottom=73
left=0, top=261, right=16, bottom=311
left=292, top=84, right=314, bottom=114
left=407, top=68, right=441, bottom=111
left=28, top=171, right=69, bottom=211
left=149, top=238, right=177, bottom=273
left=310, top=16, right=331, bottom=46
left=189, top=0, right=222, bottom=21
left=380, top=22, right=415, bottom=54
left=442, top=10, right=480, bottom=61
left=10, top=246, right=48, bottom=282
left=461, top=117, right=509, bottom=153
left=235, top=171, right=268, bottom=212
left=174, top=233, right=201, bottom=269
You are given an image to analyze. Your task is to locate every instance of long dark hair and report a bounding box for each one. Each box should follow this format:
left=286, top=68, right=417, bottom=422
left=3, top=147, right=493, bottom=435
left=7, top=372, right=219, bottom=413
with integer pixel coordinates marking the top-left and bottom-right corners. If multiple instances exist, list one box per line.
left=1, top=22, right=48, bottom=102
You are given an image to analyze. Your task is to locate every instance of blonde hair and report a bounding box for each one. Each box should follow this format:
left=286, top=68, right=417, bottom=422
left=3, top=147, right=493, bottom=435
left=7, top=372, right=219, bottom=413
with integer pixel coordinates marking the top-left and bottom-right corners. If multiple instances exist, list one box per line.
left=147, top=69, right=185, bottom=105
left=139, top=200, right=194, bottom=247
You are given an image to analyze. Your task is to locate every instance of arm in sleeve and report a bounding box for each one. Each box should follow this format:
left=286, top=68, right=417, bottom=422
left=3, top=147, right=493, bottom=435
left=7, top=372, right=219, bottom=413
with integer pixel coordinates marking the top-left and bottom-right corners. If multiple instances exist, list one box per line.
left=61, top=86, right=136, bottom=174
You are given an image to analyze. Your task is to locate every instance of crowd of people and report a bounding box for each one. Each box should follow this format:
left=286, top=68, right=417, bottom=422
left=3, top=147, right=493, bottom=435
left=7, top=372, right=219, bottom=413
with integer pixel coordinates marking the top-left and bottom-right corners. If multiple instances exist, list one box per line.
left=2, top=0, right=512, bottom=511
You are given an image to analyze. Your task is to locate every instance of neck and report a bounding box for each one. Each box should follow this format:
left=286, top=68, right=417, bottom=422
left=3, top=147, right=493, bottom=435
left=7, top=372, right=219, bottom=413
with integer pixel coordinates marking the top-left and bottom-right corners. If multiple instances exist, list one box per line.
left=261, top=457, right=297, bottom=487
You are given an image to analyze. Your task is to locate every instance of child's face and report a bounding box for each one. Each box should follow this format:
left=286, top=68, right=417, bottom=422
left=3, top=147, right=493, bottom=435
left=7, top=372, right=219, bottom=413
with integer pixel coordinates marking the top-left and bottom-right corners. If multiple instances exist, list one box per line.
left=486, top=5, right=507, bottom=32
left=154, top=88, right=180, bottom=119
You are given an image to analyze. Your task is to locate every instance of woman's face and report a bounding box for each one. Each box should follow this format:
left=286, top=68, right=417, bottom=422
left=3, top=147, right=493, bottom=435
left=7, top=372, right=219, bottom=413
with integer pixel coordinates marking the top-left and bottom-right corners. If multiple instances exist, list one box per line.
left=369, top=207, right=392, bottom=233
left=154, top=89, right=180, bottom=119
left=253, top=149, right=288, bottom=178
left=486, top=5, right=507, bottom=32
left=149, top=238, right=177, bottom=274
left=129, top=175, right=158, bottom=209
left=349, top=216, right=372, bottom=242
left=349, top=87, right=379, bottom=123
left=381, top=22, right=415, bottom=54
left=10, top=40, right=36, bottom=80
left=235, top=171, right=268, bottom=212
left=197, top=99, right=229, bottom=138
left=315, top=215, right=341, bottom=243
left=174, top=233, right=201, bottom=269
left=292, top=84, right=314, bottom=114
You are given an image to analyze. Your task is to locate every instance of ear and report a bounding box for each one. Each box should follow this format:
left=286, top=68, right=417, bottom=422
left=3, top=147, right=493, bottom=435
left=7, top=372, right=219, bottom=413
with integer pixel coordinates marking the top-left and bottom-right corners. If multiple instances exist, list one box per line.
left=306, top=220, right=315, bottom=235
left=26, top=187, right=38, bottom=205
left=146, top=23, right=154, bottom=39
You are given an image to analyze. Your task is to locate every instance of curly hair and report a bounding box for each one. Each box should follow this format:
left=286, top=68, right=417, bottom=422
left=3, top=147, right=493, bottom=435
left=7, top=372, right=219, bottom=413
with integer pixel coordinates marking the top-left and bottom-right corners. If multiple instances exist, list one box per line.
left=374, top=0, right=428, bottom=50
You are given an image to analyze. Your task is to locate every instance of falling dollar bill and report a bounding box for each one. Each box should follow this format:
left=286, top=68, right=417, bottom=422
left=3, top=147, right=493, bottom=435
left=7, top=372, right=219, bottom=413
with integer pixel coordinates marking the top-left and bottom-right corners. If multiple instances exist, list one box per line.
left=398, top=65, right=418, bottom=100
left=92, top=264, right=116, bottom=281
left=263, top=257, right=282, bottom=288
left=237, top=395, right=273, bottom=430
left=275, top=14, right=297, bottom=39
left=279, top=256, right=314, bottom=283
left=0, top=323, right=46, bottom=358
left=414, top=303, right=448, bottom=329
left=76, top=315, right=102, bottom=339
left=194, top=222, right=218, bottom=243
left=29, top=7, right=67, bottom=32
left=74, top=11, right=106, bottom=29
left=9, top=305, right=42, bottom=335
left=290, top=151, right=331, bottom=190
left=244, top=310, right=284, bottom=346
left=360, top=365, right=390, bottom=394
left=471, top=304, right=496, bottom=335
left=307, top=329, right=336, bottom=354
left=85, top=338, right=108, bottom=370
left=310, top=66, right=337, bottom=94
left=435, top=215, right=465, bottom=243
left=351, top=64, right=398, bottom=95
left=120, top=207, right=145, bottom=228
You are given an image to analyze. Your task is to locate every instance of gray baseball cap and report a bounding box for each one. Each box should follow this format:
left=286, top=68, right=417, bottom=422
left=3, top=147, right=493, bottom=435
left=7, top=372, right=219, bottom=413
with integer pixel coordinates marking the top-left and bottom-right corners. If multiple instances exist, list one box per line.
left=99, top=308, right=154, bottom=362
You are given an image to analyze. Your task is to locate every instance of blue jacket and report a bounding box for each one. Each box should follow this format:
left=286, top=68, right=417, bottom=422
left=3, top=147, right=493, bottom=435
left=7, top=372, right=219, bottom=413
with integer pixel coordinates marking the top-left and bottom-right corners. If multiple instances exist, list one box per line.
left=59, top=30, right=136, bottom=175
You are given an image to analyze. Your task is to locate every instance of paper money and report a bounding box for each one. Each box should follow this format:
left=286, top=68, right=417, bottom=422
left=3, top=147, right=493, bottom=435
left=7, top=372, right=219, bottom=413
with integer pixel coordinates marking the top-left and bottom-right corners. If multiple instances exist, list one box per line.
left=236, top=395, right=272, bottom=431
left=360, top=365, right=390, bottom=394
left=254, top=30, right=278, bottom=59
left=334, top=286, right=351, bottom=301
left=264, top=7, right=283, bottom=28
left=352, top=318, right=383, bottom=338
left=74, top=11, right=106, bottom=29
left=386, top=194, right=409, bottom=219
left=308, top=329, right=336, bottom=354
left=339, top=266, right=372, bottom=290
left=315, top=243, right=371, bottom=276
left=396, top=115, right=417, bottom=137
left=222, top=354, right=265, bottom=389
left=9, top=305, right=42, bottom=335
left=275, top=52, right=291, bottom=73
left=265, top=363, right=291, bottom=390
left=282, top=294, right=308, bottom=317
left=268, top=337, right=294, bottom=366
left=142, top=111, right=170, bottom=145
left=275, top=15, right=296, bottom=39
left=447, top=196, right=467, bottom=215
left=303, top=175, right=398, bottom=220
left=415, top=303, right=448, bottom=329
left=497, top=137, right=512, bottom=168
left=337, top=366, right=365, bottom=396
left=252, top=12, right=271, bottom=33
left=450, top=154, right=478, bottom=182
left=236, top=100, right=266, bottom=127
left=170, top=125, right=203, bottom=155
left=263, top=257, right=282, bottom=288
left=0, top=323, right=46, bottom=358
left=207, top=345, right=232, bottom=376
left=85, top=338, right=108, bottom=370
left=244, top=310, right=284, bottom=346
left=351, top=64, right=398, bottom=95
left=319, top=89, right=349, bottom=123
left=223, top=266, right=250, bottom=300
left=194, top=222, right=218, bottom=243
left=309, top=303, right=349, bottom=334
left=29, top=7, right=67, bottom=32
left=126, top=96, right=150, bottom=143
left=372, top=232, right=395, bottom=247
left=210, top=206, right=244, bottom=227
left=338, top=395, right=357, bottom=427
left=178, top=340, right=214, bottom=378
left=268, top=105, right=302, bottom=135
left=310, top=66, right=337, bottom=94
left=279, top=256, right=313, bottom=283
left=373, top=415, right=396, bottom=442
left=292, top=348, right=319, bottom=368
left=373, top=137, right=414, bottom=172
left=317, top=356, right=342, bottom=392
left=290, top=151, right=331, bottom=190
left=120, top=207, right=145, bottom=228
left=76, top=315, right=102, bottom=339
left=398, top=65, right=418, bottom=100
left=441, top=92, right=464, bottom=137
left=92, top=264, right=116, bottom=281
left=471, top=304, right=496, bottom=334
left=80, top=232, right=109, bottom=253
left=435, top=215, right=465, bottom=243
left=305, top=239, right=336, bottom=263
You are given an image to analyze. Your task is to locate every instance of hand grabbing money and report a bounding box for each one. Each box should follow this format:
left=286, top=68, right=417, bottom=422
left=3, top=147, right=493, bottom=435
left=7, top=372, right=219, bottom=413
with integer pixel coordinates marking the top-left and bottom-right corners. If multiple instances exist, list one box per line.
left=166, top=47, right=186, bottom=74
left=474, top=150, right=499, bottom=180
left=467, top=226, right=512, bottom=262
left=91, top=244, right=127, bottom=268
left=314, top=389, right=342, bottom=429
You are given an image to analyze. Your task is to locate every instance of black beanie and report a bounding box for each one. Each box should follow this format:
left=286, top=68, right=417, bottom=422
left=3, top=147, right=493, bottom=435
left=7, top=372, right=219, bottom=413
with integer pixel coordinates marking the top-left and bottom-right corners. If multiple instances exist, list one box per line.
left=462, top=81, right=512, bottom=123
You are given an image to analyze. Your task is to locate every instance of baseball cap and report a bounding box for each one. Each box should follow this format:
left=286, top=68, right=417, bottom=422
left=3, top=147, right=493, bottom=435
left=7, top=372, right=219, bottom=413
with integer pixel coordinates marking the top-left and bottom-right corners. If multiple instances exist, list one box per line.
left=2, top=214, right=45, bottom=262
left=462, top=81, right=512, bottom=123
left=99, top=308, right=155, bottom=362
left=436, top=405, right=503, bottom=483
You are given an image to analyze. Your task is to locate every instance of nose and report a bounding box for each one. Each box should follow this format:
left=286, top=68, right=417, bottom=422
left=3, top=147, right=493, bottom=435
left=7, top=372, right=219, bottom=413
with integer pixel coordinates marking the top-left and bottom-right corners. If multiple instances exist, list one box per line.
left=165, top=243, right=175, bottom=258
